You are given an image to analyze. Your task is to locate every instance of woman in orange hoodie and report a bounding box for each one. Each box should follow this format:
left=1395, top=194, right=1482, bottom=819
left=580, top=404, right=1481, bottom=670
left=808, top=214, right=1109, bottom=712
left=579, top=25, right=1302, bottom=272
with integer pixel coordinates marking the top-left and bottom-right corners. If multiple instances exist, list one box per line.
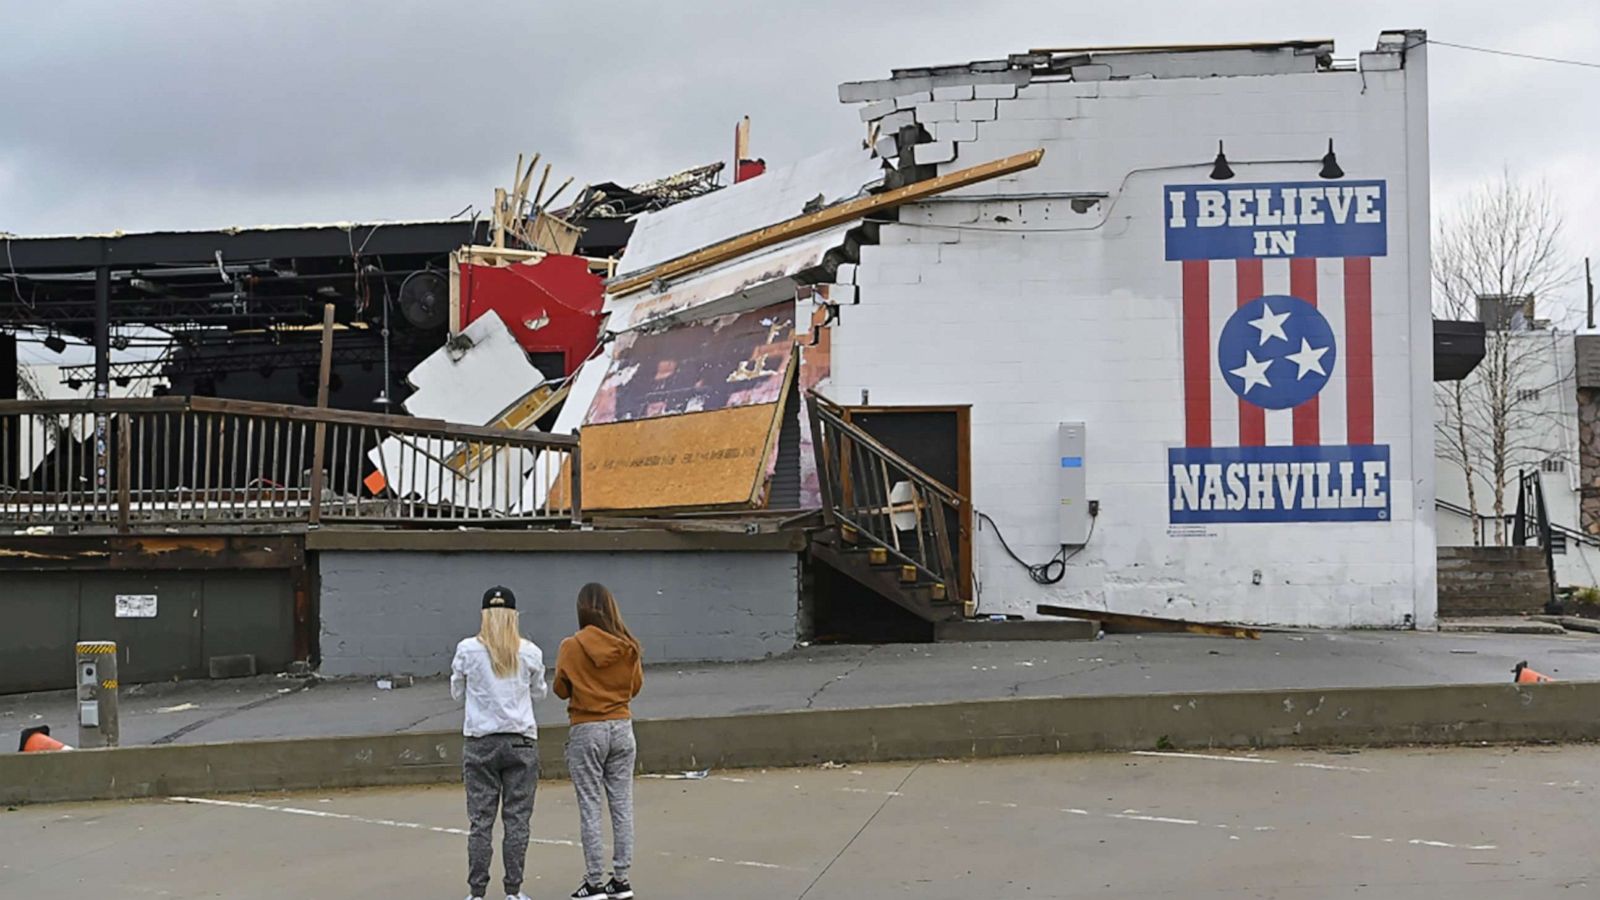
left=553, top=582, right=643, bottom=900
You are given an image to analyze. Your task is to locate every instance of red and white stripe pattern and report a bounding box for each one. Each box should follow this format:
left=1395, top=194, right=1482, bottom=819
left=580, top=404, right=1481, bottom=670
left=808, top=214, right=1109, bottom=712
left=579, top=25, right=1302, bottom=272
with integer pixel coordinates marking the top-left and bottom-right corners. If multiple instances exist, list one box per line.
left=1181, top=257, right=1373, bottom=449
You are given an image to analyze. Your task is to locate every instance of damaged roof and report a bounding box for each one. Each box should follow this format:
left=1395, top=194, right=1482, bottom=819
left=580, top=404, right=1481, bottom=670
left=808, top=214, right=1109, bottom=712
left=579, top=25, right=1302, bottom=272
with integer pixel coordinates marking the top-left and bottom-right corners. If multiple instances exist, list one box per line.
left=614, top=146, right=885, bottom=279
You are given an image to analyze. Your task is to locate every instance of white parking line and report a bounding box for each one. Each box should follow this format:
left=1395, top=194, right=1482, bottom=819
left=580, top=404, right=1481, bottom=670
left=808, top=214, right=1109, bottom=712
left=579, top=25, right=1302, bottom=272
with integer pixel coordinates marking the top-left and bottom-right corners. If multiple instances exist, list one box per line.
left=168, top=796, right=800, bottom=870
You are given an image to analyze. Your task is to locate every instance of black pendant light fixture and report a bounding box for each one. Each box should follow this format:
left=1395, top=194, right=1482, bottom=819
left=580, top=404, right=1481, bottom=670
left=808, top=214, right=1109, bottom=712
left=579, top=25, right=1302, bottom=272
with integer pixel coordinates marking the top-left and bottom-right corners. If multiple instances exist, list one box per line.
left=1319, top=138, right=1345, bottom=179
left=1209, top=140, right=1235, bottom=180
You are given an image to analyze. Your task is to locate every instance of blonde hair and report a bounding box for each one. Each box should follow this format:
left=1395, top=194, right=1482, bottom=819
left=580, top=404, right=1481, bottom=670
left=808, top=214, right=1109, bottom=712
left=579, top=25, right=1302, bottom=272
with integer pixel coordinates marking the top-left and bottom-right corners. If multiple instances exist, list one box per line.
left=477, top=607, right=523, bottom=678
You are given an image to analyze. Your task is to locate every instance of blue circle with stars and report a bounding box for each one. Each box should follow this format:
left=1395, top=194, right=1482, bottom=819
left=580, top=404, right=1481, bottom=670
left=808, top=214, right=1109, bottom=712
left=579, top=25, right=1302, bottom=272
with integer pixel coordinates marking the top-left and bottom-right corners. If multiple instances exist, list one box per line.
left=1217, top=294, right=1336, bottom=411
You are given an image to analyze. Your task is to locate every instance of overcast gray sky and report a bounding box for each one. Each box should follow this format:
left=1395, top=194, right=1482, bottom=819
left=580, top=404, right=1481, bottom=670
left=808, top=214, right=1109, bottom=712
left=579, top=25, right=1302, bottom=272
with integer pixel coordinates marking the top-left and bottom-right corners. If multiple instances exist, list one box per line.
left=1, top=1, right=1596, bottom=314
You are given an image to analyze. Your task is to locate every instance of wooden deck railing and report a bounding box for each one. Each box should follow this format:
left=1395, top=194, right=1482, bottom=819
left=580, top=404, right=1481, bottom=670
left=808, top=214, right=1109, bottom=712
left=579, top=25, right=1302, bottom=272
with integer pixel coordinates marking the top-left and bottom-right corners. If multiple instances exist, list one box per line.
left=0, top=397, right=580, bottom=531
left=807, top=392, right=966, bottom=594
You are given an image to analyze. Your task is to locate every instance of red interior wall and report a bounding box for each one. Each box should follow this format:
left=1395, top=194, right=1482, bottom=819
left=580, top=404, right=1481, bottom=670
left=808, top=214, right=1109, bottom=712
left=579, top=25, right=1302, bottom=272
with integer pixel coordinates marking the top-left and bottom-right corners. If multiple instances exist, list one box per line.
left=456, top=255, right=605, bottom=377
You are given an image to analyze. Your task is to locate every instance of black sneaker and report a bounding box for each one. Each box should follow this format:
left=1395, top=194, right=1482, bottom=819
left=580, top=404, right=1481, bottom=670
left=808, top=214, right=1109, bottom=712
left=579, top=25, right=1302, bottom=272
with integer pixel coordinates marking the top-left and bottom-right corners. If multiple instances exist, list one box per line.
left=605, top=879, right=634, bottom=900
left=570, top=883, right=608, bottom=899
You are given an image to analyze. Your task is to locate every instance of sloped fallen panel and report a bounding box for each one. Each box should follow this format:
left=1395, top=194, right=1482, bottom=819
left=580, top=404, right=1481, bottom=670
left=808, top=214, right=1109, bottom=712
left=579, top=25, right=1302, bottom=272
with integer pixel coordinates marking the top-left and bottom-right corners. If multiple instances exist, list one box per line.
left=403, top=310, right=545, bottom=425
left=578, top=403, right=783, bottom=512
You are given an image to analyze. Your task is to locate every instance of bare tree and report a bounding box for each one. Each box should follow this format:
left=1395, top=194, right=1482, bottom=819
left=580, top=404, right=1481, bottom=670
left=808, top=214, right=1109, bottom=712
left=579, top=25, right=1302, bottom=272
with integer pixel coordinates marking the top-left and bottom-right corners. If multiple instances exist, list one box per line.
left=1433, top=173, right=1574, bottom=544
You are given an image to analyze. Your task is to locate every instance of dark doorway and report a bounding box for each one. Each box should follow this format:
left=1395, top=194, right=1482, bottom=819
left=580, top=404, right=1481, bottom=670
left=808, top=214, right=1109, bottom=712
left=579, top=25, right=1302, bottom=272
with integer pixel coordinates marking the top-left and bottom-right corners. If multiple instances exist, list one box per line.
left=841, top=405, right=972, bottom=600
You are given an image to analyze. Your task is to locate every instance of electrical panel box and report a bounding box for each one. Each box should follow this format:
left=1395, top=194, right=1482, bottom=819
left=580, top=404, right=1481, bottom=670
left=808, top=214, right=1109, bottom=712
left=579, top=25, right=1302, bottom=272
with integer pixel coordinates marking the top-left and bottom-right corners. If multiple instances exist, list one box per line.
left=1057, top=422, right=1090, bottom=545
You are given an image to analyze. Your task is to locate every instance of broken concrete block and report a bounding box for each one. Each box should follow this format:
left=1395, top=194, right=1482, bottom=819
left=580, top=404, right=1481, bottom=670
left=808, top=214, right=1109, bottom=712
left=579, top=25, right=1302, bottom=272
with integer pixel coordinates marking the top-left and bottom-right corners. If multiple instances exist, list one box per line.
left=840, top=75, right=934, bottom=103
left=877, top=110, right=915, bottom=132
left=974, top=83, right=1017, bottom=100
left=1070, top=64, right=1113, bottom=82
left=895, top=90, right=933, bottom=109
left=956, top=99, right=997, bottom=121
left=932, top=84, right=975, bottom=102
left=874, top=135, right=899, bottom=159
left=909, top=141, right=957, bottom=165
left=932, top=121, right=978, bottom=142
left=822, top=283, right=859, bottom=304
left=916, top=100, right=957, bottom=123
left=858, top=99, right=897, bottom=122
left=834, top=262, right=858, bottom=284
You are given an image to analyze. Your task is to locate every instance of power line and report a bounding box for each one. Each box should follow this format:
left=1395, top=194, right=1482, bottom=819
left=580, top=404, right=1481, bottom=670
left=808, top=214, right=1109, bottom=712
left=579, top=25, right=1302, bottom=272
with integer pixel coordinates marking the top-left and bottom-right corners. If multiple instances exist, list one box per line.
left=1426, top=39, right=1600, bottom=71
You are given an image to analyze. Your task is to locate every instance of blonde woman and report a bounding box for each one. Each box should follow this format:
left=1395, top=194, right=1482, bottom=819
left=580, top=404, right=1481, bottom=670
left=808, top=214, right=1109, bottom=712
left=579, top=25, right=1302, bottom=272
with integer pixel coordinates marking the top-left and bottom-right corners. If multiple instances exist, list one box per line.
left=451, top=585, right=547, bottom=900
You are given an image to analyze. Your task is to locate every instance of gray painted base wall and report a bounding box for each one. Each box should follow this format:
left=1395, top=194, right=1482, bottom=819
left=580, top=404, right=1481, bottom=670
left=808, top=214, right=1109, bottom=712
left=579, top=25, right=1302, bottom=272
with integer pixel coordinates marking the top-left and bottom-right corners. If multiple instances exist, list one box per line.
left=317, top=550, right=800, bottom=676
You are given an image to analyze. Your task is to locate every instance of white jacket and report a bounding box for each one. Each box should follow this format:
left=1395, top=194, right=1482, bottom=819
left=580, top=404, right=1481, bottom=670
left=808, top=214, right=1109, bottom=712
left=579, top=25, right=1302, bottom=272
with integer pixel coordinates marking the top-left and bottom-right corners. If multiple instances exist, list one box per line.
left=451, top=637, right=548, bottom=738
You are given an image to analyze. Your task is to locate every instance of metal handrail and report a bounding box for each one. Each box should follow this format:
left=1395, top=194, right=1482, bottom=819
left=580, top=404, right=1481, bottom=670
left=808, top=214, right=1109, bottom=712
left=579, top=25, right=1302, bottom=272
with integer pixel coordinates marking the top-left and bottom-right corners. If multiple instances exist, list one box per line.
left=808, top=391, right=967, bottom=595
left=1512, top=469, right=1560, bottom=612
left=1437, top=496, right=1600, bottom=548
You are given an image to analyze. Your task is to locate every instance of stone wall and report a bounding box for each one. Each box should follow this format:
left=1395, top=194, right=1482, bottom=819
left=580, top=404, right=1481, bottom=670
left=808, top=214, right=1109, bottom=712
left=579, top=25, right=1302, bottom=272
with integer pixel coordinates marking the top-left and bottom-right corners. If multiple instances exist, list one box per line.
left=1578, top=387, right=1600, bottom=535
left=1436, top=546, right=1550, bottom=617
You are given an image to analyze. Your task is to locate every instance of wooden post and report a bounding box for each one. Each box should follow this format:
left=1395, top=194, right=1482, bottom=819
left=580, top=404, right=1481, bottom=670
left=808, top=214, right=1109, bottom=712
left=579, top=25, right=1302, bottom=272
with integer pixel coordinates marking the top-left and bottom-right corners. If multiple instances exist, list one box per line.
left=115, top=411, right=131, bottom=533
left=492, top=188, right=507, bottom=249
left=568, top=431, right=583, bottom=527
left=307, top=303, right=336, bottom=524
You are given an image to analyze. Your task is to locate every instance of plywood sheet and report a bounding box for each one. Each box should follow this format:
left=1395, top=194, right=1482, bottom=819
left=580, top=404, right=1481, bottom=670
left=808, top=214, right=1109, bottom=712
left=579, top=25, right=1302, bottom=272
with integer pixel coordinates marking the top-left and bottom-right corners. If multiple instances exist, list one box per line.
left=577, top=403, right=782, bottom=512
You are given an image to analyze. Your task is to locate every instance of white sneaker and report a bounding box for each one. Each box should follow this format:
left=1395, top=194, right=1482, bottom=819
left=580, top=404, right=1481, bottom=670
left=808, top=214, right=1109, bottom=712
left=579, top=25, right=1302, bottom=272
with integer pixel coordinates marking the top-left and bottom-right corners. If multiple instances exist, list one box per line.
left=508, top=894, right=532, bottom=900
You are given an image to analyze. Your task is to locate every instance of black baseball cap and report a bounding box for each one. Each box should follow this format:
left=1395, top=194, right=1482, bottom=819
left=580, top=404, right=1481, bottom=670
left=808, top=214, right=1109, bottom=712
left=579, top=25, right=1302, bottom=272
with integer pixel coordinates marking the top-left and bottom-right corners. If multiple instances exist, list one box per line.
left=482, top=585, right=517, bottom=610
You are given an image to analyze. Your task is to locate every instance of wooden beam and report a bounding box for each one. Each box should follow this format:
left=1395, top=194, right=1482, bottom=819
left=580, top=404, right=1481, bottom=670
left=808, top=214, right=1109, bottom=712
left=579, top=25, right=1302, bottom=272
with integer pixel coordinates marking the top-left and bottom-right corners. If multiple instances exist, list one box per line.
left=313, top=302, right=336, bottom=411
left=492, top=187, right=508, bottom=249
left=307, top=302, right=336, bottom=525
left=734, top=115, right=751, bottom=162
left=1037, top=604, right=1261, bottom=640
left=608, top=148, right=1045, bottom=296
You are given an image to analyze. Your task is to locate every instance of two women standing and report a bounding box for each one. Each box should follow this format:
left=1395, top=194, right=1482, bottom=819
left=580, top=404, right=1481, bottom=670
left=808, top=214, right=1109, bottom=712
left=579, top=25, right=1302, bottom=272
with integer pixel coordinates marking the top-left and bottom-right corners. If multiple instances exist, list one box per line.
left=450, top=583, right=642, bottom=900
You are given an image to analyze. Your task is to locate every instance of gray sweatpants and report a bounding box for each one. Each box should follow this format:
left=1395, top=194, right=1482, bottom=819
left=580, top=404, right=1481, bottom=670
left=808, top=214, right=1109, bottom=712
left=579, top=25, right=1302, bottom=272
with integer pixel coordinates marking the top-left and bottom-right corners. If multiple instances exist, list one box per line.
left=565, top=719, right=636, bottom=885
left=464, top=733, right=540, bottom=897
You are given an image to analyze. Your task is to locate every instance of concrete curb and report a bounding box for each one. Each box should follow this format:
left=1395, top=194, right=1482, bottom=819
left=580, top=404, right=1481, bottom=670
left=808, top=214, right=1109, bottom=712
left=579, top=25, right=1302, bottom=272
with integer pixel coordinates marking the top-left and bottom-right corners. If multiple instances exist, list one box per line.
left=4, top=681, right=1597, bottom=806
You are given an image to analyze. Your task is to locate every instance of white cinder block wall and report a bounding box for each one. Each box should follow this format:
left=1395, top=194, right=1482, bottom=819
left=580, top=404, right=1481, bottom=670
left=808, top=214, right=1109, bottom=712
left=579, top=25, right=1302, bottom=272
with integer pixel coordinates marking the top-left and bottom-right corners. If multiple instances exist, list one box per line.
left=828, top=34, right=1436, bottom=628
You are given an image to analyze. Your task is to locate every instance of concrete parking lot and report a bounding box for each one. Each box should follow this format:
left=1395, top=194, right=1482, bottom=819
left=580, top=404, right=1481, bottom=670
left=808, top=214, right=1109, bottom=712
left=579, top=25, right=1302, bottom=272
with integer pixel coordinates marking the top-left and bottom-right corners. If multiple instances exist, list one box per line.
left=3, top=744, right=1595, bottom=898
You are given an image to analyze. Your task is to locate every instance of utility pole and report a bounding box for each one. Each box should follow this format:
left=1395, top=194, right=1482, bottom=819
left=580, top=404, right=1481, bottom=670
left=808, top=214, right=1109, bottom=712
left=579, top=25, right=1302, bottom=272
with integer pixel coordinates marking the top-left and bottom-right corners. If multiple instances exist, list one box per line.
left=1587, top=256, right=1594, bottom=331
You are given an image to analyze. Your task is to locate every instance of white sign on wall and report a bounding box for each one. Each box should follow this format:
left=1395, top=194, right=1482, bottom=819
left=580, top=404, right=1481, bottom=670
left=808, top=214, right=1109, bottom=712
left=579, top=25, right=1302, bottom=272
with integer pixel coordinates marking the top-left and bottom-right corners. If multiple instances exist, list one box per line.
left=114, top=594, right=158, bottom=618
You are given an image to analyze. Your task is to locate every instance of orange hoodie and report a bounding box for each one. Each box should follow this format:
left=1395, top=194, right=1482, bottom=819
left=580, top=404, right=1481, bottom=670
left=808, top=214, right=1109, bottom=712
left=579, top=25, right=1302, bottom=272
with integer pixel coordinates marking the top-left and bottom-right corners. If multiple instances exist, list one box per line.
left=552, top=626, right=643, bottom=724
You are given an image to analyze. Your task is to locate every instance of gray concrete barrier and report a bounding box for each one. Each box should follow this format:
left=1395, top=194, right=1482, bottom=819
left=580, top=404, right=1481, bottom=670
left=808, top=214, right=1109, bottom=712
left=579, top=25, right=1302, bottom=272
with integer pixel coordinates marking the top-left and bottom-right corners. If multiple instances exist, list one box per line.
left=5, top=682, right=1598, bottom=806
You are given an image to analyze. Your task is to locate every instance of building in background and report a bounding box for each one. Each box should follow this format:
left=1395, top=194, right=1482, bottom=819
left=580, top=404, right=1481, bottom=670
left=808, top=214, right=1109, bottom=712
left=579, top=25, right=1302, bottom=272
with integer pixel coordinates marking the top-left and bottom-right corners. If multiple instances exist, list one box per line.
left=1434, top=303, right=1600, bottom=592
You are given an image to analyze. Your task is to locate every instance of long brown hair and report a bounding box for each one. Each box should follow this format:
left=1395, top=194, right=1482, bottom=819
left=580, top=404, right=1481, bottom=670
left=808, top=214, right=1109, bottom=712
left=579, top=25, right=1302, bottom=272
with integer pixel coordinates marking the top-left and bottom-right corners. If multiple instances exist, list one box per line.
left=477, top=607, right=522, bottom=678
left=577, top=582, right=637, bottom=646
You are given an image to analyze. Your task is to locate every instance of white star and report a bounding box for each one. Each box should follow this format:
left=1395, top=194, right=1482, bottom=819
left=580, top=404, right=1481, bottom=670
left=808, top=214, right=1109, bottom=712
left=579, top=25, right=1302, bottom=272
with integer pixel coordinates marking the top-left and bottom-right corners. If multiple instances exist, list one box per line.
left=1248, top=302, right=1290, bottom=345
left=1229, top=351, right=1273, bottom=394
left=1285, top=339, right=1330, bottom=380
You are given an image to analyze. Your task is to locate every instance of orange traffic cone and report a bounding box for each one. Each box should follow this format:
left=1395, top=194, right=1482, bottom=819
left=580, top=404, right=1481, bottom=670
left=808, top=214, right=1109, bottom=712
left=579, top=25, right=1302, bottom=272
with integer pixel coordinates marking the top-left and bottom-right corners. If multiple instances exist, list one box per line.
left=1513, top=661, right=1554, bottom=684
left=19, top=725, right=71, bottom=752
